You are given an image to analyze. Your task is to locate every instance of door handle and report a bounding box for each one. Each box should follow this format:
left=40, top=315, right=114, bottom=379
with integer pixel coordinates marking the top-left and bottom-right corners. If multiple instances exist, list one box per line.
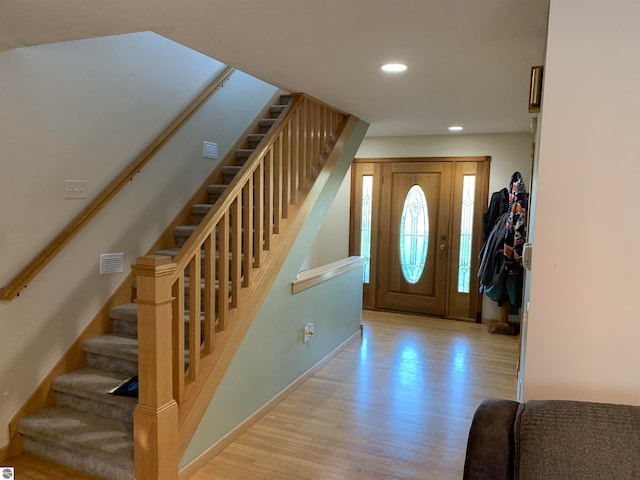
left=440, top=243, right=446, bottom=251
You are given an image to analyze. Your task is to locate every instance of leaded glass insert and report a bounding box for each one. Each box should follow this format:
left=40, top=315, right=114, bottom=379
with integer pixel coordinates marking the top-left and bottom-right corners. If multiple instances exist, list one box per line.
left=399, top=185, right=429, bottom=284
left=360, top=175, right=373, bottom=283
left=457, top=175, right=475, bottom=293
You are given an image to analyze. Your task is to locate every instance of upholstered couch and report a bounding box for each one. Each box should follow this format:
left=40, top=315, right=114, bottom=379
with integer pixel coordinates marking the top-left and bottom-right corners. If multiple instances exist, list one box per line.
left=463, top=398, right=640, bottom=480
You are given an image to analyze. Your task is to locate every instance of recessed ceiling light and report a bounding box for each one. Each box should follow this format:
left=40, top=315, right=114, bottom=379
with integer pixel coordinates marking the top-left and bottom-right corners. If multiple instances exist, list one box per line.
left=381, top=63, right=408, bottom=73
left=448, top=125, right=464, bottom=132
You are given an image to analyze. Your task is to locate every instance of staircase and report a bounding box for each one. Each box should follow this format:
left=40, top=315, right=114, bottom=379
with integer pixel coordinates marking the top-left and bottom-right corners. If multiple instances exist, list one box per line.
left=16, top=96, right=294, bottom=480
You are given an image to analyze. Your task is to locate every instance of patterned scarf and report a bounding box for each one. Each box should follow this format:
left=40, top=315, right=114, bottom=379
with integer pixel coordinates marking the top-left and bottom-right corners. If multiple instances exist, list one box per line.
left=503, top=171, right=527, bottom=274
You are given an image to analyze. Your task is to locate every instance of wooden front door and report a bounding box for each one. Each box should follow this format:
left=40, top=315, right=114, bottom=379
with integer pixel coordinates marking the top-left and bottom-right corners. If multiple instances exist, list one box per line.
left=376, top=162, right=452, bottom=315
left=350, top=157, right=489, bottom=321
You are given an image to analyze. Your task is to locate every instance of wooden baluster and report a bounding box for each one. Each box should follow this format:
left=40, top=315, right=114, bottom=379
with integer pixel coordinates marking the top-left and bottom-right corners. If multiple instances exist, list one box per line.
left=203, top=234, right=215, bottom=354
left=291, top=109, right=299, bottom=205
left=242, top=177, right=253, bottom=288
left=274, top=133, right=283, bottom=233
left=306, top=101, right=315, bottom=185
left=187, top=252, right=201, bottom=382
left=253, top=160, right=264, bottom=268
left=217, top=214, right=229, bottom=330
left=282, top=120, right=291, bottom=218
left=319, top=106, right=327, bottom=162
left=314, top=103, right=321, bottom=173
left=300, top=98, right=308, bottom=190
left=264, top=147, right=273, bottom=250
left=132, top=255, right=179, bottom=480
left=231, top=196, right=242, bottom=307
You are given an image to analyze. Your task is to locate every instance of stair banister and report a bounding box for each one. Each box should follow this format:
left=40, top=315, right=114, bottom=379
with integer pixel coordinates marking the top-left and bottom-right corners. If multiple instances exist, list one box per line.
left=133, top=94, right=354, bottom=479
left=0, top=66, right=235, bottom=302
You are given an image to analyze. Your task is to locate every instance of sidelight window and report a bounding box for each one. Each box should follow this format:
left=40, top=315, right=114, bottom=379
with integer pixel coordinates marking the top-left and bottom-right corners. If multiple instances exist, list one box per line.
left=457, top=175, right=475, bottom=293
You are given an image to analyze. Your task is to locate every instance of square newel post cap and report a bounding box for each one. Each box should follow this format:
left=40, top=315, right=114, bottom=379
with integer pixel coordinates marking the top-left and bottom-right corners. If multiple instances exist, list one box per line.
left=132, top=255, right=177, bottom=277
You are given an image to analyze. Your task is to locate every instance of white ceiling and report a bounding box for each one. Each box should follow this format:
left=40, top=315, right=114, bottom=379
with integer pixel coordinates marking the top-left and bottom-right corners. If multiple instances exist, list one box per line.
left=0, top=0, right=550, bottom=137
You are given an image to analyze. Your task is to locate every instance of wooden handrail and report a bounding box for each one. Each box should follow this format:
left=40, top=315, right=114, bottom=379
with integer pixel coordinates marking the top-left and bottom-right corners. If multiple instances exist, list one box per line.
left=0, top=66, right=236, bottom=301
left=291, top=256, right=364, bottom=294
left=132, top=93, right=356, bottom=479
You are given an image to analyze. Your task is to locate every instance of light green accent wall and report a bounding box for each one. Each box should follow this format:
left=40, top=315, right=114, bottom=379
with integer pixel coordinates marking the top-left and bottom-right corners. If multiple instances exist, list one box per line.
left=181, top=119, right=369, bottom=467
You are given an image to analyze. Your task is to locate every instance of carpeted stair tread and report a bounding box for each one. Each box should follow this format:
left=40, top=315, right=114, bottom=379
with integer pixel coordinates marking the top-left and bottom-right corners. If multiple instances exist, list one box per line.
left=208, top=184, right=228, bottom=194
left=174, top=225, right=198, bottom=236
left=222, top=165, right=242, bottom=184
left=235, top=148, right=254, bottom=156
left=247, top=133, right=266, bottom=147
left=270, top=105, right=286, bottom=117
left=83, top=334, right=138, bottom=360
left=18, top=406, right=133, bottom=479
left=83, top=335, right=139, bottom=376
left=235, top=150, right=254, bottom=166
left=155, top=247, right=180, bottom=257
left=192, top=203, right=213, bottom=214
left=259, top=118, right=277, bottom=128
left=208, top=184, right=228, bottom=204
left=53, top=368, right=137, bottom=422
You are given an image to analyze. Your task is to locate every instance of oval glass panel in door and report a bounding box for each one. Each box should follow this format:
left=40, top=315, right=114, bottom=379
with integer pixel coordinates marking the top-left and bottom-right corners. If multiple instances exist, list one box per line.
left=399, top=185, right=429, bottom=284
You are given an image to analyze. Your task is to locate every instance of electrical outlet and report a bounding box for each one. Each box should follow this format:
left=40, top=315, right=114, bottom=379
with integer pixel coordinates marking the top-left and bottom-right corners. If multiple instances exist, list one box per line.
left=65, top=180, right=87, bottom=199
left=304, top=323, right=315, bottom=343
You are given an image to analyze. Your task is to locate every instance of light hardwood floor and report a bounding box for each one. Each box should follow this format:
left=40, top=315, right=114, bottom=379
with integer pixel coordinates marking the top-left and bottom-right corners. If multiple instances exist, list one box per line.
left=189, top=309, right=519, bottom=480
left=3, top=309, right=519, bottom=479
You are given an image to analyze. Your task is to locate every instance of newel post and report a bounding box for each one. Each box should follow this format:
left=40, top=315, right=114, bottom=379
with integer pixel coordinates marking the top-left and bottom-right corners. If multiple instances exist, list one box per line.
left=131, top=255, right=179, bottom=480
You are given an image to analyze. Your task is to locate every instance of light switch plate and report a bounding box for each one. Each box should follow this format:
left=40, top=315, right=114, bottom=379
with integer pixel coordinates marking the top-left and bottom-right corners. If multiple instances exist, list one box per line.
left=203, top=141, right=218, bottom=159
left=65, top=180, right=87, bottom=199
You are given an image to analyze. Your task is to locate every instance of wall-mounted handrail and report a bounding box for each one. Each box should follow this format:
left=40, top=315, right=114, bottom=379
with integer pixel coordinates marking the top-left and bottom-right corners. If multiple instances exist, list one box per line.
left=0, top=66, right=236, bottom=302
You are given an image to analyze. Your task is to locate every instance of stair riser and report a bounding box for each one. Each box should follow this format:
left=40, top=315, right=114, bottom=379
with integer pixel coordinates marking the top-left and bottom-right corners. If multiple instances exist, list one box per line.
left=184, top=288, right=229, bottom=310
left=56, top=392, right=134, bottom=425
left=259, top=119, right=276, bottom=134
left=193, top=208, right=234, bottom=226
left=86, top=353, right=137, bottom=378
left=270, top=106, right=285, bottom=118
left=209, top=192, right=223, bottom=204
left=248, top=138, right=263, bottom=148
left=235, top=155, right=251, bottom=167
left=112, top=314, right=208, bottom=350
left=174, top=229, right=239, bottom=249
left=22, top=436, right=133, bottom=480
left=112, top=318, right=137, bottom=338
left=208, top=185, right=227, bottom=204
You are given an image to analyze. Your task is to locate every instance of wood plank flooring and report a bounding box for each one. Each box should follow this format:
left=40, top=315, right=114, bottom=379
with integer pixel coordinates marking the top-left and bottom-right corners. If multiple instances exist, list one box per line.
left=1, top=453, right=103, bottom=479
left=3, top=309, right=519, bottom=479
left=189, top=309, right=519, bottom=480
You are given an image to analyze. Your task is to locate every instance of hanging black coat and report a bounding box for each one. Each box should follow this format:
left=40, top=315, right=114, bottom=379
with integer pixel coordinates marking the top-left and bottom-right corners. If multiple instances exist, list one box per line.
left=482, top=187, right=509, bottom=243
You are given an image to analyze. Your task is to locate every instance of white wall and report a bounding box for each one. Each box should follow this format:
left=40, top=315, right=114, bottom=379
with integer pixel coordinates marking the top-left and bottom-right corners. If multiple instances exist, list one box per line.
left=0, top=32, right=279, bottom=447
left=523, top=0, right=640, bottom=404
left=355, top=133, right=534, bottom=320
left=300, top=171, right=352, bottom=271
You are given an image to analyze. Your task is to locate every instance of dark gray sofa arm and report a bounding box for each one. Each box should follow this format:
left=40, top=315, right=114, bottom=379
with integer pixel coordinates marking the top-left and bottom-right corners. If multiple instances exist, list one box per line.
left=463, top=398, right=520, bottom=480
